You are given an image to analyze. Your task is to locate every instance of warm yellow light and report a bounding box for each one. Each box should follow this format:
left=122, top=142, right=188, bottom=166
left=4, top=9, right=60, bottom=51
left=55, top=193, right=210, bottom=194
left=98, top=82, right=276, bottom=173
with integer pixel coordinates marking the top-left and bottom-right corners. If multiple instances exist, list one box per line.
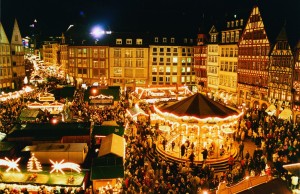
left=0, top=157, right=21, bottom=172
left=50, top=159, right=81, bottom=174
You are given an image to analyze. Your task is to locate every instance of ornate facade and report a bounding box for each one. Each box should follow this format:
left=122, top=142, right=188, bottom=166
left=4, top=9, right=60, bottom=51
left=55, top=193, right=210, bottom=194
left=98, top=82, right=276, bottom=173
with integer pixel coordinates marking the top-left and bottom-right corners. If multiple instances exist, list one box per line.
left=237, top=6, right=270, bottom=109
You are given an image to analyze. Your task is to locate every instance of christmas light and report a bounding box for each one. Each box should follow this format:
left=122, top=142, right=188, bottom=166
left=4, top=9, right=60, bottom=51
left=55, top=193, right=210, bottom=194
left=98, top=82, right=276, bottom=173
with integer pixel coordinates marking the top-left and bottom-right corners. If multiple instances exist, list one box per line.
left=50, top=159, right=81, bottom=174
left=0, top=157, right=21, bottom=172
left=27, top=153, right=43, bottom=172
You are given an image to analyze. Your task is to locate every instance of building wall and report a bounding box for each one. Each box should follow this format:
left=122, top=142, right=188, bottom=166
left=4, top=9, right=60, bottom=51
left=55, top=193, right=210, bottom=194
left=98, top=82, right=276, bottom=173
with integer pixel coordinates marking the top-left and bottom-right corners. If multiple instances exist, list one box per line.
left=0, top=23, right=12, bottom=91
left=237, top=6, right=270, bottom=109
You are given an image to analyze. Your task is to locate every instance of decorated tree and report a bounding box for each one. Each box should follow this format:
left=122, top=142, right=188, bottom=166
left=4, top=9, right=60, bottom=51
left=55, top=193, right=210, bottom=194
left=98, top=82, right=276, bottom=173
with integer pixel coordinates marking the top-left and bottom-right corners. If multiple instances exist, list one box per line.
left=27, top=153, right=42, bottom=172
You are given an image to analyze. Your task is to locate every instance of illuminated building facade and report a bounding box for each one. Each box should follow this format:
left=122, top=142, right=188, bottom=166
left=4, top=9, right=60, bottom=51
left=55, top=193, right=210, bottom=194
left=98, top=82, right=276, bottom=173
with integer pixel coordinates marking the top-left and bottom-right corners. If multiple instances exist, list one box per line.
left=109, top=33, right=149, bottom=91
left=149, top=35, right=195, bottom=89
left=10, top=19, right=25, bottom=90
left=194, top=33, right=208, bottom=91
left=293, top=41, right=300, bottom=122
left=218, top=18, right=244, bottom=106
left=0, top=22, right=12, bottom=91
left=268, top=26, right=294, bottom=116
left=237, top=6, right=270, bottom=109
left=68, top=44, right=109, bottom=87
left=207, top=25, right=220, bottom=94
left=42, top=42, right=60, bottom=65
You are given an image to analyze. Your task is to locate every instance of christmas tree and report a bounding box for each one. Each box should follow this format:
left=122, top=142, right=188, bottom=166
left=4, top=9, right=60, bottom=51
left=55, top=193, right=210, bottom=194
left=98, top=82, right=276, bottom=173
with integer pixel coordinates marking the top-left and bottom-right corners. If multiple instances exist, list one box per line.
left=27, top=153, right=43, bottom=172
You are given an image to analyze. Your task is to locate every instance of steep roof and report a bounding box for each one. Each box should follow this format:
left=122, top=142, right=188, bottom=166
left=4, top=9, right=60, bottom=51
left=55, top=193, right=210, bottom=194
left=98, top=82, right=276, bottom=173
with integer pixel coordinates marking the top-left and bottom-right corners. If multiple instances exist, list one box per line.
left=98, top=133, right=124, bottom=158
left=157, top=93, right=238, bottom=119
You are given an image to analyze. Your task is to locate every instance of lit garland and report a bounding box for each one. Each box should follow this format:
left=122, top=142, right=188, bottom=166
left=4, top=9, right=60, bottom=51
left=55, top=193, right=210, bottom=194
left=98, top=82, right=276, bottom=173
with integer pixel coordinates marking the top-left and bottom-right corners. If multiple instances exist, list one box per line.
left=50, top=160, right=81, bottom=174
left=27, top=153, right=43, bottom=172
left=0, top=157, right=21, bottom=172
left=153, top=105, right=243, bottom=124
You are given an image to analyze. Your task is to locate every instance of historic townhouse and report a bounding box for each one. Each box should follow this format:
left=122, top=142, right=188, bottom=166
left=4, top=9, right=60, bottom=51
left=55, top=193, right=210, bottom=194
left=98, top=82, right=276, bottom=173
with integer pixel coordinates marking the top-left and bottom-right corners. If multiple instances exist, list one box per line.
left=68, top=43, right=109, bottom=87
left=194, top=32, right=208, bottom=92
left=268, top=26, right=294, bottom=118
left=10, top=19, right=25, bottom=90
left=237, top=6, right=270, bottom=109
left=293, top=40, right=300, bottom=122
left=218, top=18, right=244, bottom=106
left=148, top=35, right=195, bottom=88
left=207, top=25, right=219, bottom=96
left=109, top=33, right=149, bottom=91
left=42, top=42, right=60, bottom=65
left=0, top=22, right=12, bottom=91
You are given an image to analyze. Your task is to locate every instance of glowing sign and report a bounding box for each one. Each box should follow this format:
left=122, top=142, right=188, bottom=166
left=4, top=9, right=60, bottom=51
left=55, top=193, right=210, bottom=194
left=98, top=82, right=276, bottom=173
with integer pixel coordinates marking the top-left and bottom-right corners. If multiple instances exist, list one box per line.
left=50, top=159, right=81, bottom=174
left=0, top=157, right=21, bottom=172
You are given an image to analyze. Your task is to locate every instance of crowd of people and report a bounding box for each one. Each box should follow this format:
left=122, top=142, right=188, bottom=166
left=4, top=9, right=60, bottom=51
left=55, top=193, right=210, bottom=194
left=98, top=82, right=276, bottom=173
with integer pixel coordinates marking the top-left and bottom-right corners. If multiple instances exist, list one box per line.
left=1, top=83, right=300, bottom=193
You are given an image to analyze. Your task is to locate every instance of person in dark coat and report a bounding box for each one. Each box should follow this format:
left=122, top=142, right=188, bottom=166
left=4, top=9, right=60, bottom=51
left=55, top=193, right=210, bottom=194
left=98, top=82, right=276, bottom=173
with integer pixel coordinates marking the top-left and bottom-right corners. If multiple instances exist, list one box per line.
left=181, top=144, right=186, bottom=157
left=202, top=148, right=208, bottom=161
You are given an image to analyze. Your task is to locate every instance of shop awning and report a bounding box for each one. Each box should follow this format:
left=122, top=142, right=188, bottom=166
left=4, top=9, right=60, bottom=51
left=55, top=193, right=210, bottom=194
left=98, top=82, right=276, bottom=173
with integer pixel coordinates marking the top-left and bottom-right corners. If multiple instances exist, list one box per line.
left=278, top=108, right=292, bottom=120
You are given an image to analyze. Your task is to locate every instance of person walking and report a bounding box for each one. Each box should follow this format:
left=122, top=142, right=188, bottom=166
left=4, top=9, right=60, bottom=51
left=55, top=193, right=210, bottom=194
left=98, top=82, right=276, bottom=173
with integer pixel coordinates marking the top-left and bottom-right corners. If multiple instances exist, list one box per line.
left=238, top=141, right=244, bottom=159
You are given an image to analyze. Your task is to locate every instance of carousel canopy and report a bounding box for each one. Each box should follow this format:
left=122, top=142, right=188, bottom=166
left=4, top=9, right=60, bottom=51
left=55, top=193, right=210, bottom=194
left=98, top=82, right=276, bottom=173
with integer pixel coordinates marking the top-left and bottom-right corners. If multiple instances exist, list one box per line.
left=157, top=92, right=238, bottom=119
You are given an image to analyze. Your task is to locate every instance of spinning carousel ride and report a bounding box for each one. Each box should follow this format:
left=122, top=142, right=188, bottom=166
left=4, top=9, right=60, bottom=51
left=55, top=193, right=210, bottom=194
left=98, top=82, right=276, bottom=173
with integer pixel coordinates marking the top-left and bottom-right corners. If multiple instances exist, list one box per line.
left=151, top=92, right=244, bottom=163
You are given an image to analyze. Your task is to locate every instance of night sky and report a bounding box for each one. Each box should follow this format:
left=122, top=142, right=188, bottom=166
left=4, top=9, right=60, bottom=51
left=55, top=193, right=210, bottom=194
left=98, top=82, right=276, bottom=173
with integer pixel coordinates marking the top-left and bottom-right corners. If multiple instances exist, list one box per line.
left=1, top=0, right=299, bottom=43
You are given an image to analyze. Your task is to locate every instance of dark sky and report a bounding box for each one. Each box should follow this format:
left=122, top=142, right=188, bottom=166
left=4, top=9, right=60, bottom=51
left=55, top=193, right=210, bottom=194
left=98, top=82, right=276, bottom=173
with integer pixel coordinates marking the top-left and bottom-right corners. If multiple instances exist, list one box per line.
left=1, top=0, right=299, bottom=43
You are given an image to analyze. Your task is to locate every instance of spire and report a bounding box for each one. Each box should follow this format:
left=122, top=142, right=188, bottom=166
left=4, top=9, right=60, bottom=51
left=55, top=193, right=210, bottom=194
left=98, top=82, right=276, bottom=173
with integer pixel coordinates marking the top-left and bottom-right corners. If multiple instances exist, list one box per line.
left=276, top=22, right=288, bottom=41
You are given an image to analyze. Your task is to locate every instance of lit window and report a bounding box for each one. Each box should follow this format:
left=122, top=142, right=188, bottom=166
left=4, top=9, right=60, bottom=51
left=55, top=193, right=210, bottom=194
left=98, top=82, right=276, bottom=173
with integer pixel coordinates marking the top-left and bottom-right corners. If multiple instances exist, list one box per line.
left=126, top=39, right=132, bottom=45
left=116, top=39, right=122, bottom=45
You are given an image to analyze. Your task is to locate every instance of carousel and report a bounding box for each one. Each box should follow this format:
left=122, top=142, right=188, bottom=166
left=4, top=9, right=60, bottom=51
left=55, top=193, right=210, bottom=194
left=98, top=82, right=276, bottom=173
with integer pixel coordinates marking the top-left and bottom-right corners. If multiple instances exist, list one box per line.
left=151, top=92, right=244, bottom=163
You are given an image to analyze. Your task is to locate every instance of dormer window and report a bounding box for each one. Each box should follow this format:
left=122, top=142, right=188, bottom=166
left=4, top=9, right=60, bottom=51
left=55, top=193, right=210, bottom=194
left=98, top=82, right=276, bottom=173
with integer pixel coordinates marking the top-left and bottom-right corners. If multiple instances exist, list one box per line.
left=136, top=39, right=143, bottom=45
left=126, top=39, right=132, bottom=45
left=155, top=37, right=158, bottom=42
left=116, top=39, right=122, bottom=45
left=231, top=21, right=234, bottom=27
left=171, top=38, right=175, bottom=43
left=240, top=19, right=244, bottom=26
left=227, top=22, right=230, bottom=28
left=163, top=37, right=167, bottom=43
left=235, top=20, right=239, bottom=27
left=184, top=38, right=187, bottom=43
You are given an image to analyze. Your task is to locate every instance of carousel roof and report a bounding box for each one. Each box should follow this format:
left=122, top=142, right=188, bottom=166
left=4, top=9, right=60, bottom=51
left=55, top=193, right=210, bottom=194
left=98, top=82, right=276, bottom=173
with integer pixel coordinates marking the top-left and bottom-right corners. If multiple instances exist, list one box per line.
left=157, top=92, right=238, bottom=119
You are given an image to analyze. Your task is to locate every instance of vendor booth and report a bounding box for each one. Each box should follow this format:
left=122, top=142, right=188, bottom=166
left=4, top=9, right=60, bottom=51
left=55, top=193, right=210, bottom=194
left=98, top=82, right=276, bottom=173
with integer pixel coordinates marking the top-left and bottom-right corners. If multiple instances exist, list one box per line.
left=91, top=133, right=125, bottom=193
left=152, top=92, right=243, bottom=162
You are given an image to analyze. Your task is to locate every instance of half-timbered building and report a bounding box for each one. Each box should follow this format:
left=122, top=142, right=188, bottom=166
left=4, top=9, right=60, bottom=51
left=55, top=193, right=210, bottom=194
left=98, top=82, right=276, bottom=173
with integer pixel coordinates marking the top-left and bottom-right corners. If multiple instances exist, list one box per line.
left=268, top=26, right=294, bottom=119
left=237, top=6, right=270, bottom=109
left=293, top=40, right=300, bottom=123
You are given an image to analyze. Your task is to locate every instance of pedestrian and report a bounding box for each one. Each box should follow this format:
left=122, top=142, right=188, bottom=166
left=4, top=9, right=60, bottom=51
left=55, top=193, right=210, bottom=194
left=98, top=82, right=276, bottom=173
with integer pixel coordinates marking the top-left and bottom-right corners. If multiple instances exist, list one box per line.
left=202, top=148, right=208, bottom=162
left=228, top=155, right=235, bottom=171
left=239, top=141, right=244, bottom=159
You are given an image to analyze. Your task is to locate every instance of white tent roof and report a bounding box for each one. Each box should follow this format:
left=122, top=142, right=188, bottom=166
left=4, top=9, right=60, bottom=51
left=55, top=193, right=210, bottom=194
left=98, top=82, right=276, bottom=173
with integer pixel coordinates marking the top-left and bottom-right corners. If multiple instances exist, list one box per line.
left=98, top=133, right=124, bottom=158
left=265, top=104, right=276, bottom=112
left=279, top=108, right=292, bottom=120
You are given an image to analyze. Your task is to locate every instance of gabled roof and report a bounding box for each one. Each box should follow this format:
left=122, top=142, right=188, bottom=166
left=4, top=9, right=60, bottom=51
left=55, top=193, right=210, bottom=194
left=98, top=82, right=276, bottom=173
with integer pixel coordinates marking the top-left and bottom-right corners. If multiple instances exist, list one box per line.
left=0, top=22, right=9, bottom=44
left=157, top=93, right=238, bottom=119
left=98, top=133, right=124, bottom=158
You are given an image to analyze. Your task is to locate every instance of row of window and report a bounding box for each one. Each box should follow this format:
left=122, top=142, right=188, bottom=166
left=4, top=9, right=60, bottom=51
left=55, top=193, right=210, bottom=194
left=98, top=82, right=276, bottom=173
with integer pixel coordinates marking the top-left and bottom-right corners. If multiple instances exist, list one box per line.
left=220, top=61, right=237, bottom=72
left=0, top=57, right=11, bottom=64
left=152, top=76, right=194, bottom=83
left=0, top=68, right=11, bottom=76
left=152, top=66, right=192, bottom=73
left=220, top=48, right=238, bottom=57
left=221, top=31, right=240, bottom=43
left=219, top=75, right=237, bottom=88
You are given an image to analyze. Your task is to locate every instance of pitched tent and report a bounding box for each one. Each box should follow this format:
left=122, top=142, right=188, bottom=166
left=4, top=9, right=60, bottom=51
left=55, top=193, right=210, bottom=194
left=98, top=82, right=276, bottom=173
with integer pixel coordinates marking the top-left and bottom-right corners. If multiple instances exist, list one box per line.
left=98, top=133, right=125, bottom=158
left=91, top=133, right=125, bottom=192
left=157, top=92, right=238, bottom=118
